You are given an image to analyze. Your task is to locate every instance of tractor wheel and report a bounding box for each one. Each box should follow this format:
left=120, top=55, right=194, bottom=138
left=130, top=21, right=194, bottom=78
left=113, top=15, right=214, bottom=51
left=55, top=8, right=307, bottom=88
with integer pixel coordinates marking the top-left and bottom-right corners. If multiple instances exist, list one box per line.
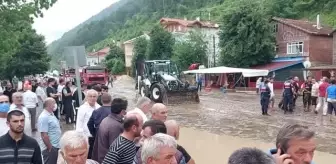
left=139, top=82, right=149, bottom=97
left=150, top=83, right=167, bottom=103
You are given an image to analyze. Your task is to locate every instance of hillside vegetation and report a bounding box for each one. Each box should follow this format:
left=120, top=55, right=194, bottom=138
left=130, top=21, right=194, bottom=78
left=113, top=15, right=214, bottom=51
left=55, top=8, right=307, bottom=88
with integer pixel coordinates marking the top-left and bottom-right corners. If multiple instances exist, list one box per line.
left=48, top=0, right=336, bottom=68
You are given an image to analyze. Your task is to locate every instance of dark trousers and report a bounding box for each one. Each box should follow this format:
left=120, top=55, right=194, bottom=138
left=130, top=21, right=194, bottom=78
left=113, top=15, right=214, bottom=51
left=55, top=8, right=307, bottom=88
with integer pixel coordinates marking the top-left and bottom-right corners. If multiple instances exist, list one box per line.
left=283, top=95, right=293, bottom=112
left=53, top=108, right=59, bottom=119
left=27, top=107, right=36, bottom=130
left=88, top=137, right=95, bottom=159
left=197, top=83, right=202, bottom=91
left=261, top=97, right=270, bottom=114
left=59, top=101, right=63, bottom=115
left=303, top=93, right=312, bottom=108
left=42, top=147, right=59, bottom=164
left=293, top=94, right=298, bottom=106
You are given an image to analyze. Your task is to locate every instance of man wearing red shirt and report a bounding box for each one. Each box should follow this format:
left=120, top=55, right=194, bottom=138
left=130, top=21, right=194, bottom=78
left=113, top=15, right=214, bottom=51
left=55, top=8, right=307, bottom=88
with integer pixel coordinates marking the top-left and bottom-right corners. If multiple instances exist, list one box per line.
left=315, top=77, right=329, bottom=115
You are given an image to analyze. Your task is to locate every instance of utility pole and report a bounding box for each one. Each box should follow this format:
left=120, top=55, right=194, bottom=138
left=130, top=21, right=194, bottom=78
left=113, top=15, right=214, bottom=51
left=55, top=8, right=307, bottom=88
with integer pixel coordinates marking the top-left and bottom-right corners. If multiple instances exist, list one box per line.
left=213, top=35, right=216, bottom=67
left=72, top=47, right=83, bottom=106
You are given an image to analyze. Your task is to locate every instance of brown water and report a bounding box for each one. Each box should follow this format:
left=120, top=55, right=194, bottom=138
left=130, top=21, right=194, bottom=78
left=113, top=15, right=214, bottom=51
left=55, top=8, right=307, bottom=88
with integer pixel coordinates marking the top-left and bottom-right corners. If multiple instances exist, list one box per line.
left=112, top=76, right=336, bottom=163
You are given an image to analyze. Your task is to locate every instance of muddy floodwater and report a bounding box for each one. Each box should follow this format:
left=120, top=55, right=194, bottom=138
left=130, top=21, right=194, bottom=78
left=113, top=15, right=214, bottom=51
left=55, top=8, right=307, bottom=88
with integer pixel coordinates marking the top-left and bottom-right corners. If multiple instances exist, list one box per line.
left=111, top=76, right=336, bottom=163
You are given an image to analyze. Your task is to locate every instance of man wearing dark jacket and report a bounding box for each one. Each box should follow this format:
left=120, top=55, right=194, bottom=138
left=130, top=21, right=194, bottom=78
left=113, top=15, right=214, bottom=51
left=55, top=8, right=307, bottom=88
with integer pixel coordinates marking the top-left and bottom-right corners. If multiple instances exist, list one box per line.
left=0, top=110, right=42, bottom=163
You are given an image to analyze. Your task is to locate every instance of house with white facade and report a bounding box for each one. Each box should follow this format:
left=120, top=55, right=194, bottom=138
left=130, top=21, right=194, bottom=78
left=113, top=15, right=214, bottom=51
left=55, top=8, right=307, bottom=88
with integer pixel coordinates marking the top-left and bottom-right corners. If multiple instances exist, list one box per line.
left=159, top=17, right=220, bottom=67
left=86, top=47, right=110, bottom=65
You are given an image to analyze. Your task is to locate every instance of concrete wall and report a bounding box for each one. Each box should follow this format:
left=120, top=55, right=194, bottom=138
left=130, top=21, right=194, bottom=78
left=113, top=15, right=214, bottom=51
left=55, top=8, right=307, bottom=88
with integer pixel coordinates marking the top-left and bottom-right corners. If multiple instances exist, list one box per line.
left=333, top=32, right=336, bottom=64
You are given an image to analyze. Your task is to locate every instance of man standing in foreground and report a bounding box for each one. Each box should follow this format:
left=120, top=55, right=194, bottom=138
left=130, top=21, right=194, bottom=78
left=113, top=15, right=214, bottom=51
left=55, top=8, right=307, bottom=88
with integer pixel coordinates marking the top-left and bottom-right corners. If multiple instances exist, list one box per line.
left=23, top=85, right=39, bottom=131
left=102, top=113, right=143, bottom=164
left=38, top=98, right=62, bottom=164
left=268, top=123, right=316, bottom=164
left=141, top=133, right=178, bottom=164
left=0, top=110, right=42, bottom=163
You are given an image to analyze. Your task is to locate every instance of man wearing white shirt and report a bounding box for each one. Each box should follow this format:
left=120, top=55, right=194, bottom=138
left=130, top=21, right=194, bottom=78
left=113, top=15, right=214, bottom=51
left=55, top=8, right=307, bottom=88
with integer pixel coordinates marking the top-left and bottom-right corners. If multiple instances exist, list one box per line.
left=35, top=82, right=47, bottom=119
left=76, top=89, right=100, bottom=159
left=23, top=85, right=38, bottom=131
left=268, top=78, right=275, bottom=109
left=9, top=92, right=32, bottom=136
left=57, top=79, right=65, bottom=115
left=128, top=96, right=152, bottom=123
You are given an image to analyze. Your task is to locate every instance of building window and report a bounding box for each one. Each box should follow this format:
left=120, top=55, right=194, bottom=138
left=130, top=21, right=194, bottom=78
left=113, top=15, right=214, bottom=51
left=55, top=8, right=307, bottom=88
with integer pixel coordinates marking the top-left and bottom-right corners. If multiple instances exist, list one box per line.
left=275, top=45, right=279, bottom=52
left=287, top=42, right=303, bottom=55
left=273, top=23, right=278, bottom=32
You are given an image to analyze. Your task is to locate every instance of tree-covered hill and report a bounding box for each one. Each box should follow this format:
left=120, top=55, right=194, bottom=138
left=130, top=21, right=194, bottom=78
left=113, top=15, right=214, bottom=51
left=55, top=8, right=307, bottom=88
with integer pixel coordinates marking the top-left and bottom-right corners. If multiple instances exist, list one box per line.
left=48, top=0, right=336, bottom=68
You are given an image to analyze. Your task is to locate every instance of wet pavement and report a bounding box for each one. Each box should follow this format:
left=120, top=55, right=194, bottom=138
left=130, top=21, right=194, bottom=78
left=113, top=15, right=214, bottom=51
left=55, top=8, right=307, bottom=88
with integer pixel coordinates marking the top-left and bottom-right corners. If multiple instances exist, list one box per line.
left=111, top=76, right=336, bottom=155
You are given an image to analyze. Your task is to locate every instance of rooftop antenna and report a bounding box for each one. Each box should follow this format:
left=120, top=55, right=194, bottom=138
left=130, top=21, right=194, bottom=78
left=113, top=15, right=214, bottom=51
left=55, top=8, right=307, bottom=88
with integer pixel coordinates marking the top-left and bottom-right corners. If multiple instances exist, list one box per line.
left=316, top=14, right=321, bottom=29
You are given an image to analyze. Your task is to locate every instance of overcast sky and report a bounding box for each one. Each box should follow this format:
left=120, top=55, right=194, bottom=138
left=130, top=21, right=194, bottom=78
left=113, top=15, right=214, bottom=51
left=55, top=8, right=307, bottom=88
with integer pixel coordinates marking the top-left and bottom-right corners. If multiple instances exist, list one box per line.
left=33, top=0, right=118, bottom=44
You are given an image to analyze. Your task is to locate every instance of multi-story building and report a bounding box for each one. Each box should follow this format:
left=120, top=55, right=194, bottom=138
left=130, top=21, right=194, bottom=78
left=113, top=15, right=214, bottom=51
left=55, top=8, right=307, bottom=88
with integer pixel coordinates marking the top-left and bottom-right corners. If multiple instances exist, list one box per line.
left=159, top=17, right=220, bottom=67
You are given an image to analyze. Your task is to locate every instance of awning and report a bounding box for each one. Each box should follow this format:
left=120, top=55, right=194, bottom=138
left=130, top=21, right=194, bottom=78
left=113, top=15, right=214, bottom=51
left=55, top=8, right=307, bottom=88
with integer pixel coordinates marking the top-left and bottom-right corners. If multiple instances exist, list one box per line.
left=183, top=66, right=269, bottom=77
left=251, top=60, right=303, bottom=72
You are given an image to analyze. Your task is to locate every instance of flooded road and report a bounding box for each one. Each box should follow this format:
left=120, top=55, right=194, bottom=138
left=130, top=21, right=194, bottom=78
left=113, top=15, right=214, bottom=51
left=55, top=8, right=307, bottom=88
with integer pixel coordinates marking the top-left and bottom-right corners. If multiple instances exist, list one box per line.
left=111, top=76, right=336, bottom=163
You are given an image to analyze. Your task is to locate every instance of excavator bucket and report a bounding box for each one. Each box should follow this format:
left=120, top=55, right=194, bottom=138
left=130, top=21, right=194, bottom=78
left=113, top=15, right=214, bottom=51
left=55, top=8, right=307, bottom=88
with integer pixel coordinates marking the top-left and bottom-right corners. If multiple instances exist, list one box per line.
left=163, top=89, right=200, bottom=105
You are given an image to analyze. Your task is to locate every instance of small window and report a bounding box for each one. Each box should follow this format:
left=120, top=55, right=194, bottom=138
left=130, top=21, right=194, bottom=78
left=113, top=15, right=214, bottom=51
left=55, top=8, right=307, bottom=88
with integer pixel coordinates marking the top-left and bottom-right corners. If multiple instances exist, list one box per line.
left=287, top=42, right=304, bottom=55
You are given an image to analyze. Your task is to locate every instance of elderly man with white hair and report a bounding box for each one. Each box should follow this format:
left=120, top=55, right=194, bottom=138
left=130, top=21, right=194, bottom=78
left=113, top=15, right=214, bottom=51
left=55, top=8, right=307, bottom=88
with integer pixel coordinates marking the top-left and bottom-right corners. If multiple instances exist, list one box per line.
left=57, top=130, right=99, bottom=164
left=141, top=133, right=178, bottom=164
left=9, top=92, right=32, bottom=136
left=76, top=89, right=100, bottom=159
left=128, top=97, right=152, bottom=123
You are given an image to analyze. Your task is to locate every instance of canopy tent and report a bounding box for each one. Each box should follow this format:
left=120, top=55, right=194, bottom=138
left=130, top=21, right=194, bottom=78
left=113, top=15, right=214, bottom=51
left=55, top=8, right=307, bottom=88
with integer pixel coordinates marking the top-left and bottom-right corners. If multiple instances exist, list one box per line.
left=183, top=66, right=269, bottom=77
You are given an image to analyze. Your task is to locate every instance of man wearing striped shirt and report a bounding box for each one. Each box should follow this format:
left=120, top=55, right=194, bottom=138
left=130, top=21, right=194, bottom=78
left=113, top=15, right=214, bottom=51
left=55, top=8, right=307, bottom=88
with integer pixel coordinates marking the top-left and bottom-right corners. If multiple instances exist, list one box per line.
left=102, top=113, right=143, bottom=164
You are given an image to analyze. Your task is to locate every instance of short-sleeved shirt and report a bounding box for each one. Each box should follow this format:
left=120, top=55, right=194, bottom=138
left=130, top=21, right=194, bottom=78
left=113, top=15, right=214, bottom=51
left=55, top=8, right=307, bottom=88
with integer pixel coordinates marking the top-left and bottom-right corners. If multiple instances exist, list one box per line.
left=46, top=86, right=58, bottom=103
left=38, top=110, right=61, bottom=150
left=319, top=82, right=329, bottom=97
left=327, top=85, right=336, bottom=100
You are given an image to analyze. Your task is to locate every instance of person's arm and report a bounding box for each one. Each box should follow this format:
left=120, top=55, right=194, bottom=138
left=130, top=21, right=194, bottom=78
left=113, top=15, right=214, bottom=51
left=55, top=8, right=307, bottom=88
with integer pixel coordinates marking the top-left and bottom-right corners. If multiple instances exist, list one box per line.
left=47, top=88, right=58, bottom=98
left=87, top=111, right=96, bottom=136
left=102, top=146, right=120, bottom=164
left=31, top=141, right=43, bottom=164
left=75, top=107, right=86, bottom=132
left=38, top=117, right=53, bottom=151
left=62, top=88, right=72, bottom=96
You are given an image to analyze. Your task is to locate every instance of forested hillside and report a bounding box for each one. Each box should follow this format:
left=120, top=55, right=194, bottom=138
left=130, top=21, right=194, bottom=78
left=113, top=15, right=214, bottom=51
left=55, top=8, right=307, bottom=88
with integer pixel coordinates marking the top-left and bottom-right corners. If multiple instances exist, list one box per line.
left=48, top=0, right=336, bottom=68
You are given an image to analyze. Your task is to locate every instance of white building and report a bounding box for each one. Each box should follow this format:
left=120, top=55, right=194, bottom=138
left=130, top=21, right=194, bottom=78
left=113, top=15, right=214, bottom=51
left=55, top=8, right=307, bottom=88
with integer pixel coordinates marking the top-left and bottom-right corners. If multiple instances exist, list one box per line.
left=160, top=17, right=220, bottom=67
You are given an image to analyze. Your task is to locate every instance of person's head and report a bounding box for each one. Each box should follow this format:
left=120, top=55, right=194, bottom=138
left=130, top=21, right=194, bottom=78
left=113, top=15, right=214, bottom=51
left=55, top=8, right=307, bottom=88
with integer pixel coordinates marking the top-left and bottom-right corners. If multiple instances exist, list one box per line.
left=264, top=79, right=269, bottom=84
left=59, top=79, right=65, bottom=85
left=140, top=120, right=167, bottom=145
left=151, top=103, right=168, bottom=122
left=101, top=93, right=112, bottom=106
left=123, top=113, right=143, bottom=138
left=276, top=124, right=316, bottom=164
left=269, top=77, right=274, bottom=83
left=141, top=133, right=177, bottom=164
left=307, top=76, right=312, bottom=81
left=164, top=120, right=180, bottom=140
left=48, top=78, right=56, bottom=86
left=331, top=79, right=336, bottom=85
left=311, top=78, right=316, bottom=84
left=101, top=85, right=109, bottom=93
left=6, top=110, right=25, bottom=134
left=81, top=84, right=87, bottom=91
left=86, top=89, right=98, bottom=106
left=92, top=85, right=102, bottom=94
left=0, top=95, right=10, bottom=113
left=60, top=130, right=89, bottom=164
left=12, top=92, right=23, bottom=105
left=65, top=81, right=72, bottom=88
left=294, top=76, right=299, bottom=82
left=111, top=98, right=128, bottom=116
left=44, top=97, right=57, bottom=112
left=322, top=77, right=328, bottom=83
left=136, top=97, right=152, bottom=114
left=6, top=83, right=12, bottom=90
left=228, top=148, right=275, bottom=164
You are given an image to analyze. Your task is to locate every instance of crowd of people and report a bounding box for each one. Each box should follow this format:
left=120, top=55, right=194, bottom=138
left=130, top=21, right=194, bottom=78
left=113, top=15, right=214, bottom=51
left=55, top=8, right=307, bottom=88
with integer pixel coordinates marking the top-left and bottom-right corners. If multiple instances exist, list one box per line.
left=257, top=75, right=336, bottom=120
left=0, top=77, right=320, bottom=164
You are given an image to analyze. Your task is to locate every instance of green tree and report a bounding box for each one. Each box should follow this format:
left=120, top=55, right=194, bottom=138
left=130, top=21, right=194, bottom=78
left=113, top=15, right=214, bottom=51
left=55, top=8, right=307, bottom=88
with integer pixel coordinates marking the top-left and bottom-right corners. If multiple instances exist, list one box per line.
left=104, top=44, right=125, bottom=74
left=146, top=25, right=175, bottom=60
left=172, top=31, right=208, bottom=70
left=218, top=0, right=275, bottom=68
left=2, top=30, right=50, bottom=80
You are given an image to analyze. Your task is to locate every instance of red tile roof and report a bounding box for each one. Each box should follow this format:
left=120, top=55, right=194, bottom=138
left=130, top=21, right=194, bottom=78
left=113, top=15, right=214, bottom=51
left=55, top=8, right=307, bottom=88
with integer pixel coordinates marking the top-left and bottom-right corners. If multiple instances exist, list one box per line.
left=273, top=17, right=335, bottom=36
left=87, top=47, right=110, bottom=57
left=251, top=61, right=302, bottom=71
left=160, top=18, right=219, bottom=29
